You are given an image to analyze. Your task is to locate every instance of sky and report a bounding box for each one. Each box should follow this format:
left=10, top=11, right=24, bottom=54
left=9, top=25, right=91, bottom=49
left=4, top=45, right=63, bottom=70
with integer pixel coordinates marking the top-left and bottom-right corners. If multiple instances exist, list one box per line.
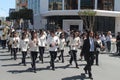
left=0, top=0, right=15, bottom=17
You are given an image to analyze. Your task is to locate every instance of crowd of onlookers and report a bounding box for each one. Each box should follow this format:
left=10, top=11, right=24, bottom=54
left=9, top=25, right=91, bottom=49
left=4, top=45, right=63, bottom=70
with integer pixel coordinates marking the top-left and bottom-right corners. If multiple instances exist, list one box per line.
left=0, top=26, right=120, bottom=79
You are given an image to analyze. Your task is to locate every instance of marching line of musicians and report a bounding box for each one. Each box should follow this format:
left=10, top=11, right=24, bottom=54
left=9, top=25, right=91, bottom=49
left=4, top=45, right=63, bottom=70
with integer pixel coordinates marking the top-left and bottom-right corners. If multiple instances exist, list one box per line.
left=0, top=27, right=120, bottom=79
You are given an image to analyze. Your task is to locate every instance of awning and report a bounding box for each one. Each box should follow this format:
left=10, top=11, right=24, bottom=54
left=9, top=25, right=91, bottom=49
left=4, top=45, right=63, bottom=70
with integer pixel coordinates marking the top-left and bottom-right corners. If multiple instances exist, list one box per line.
left=41, top=10, right=120, bottom=17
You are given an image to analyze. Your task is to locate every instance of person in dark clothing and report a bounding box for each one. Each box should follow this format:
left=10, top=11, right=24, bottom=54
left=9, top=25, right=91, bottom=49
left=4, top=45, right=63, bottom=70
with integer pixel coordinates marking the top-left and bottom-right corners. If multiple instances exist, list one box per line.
left=82, top=31, right=96, bottom=79
left=116, top=32, right=120, bottom=55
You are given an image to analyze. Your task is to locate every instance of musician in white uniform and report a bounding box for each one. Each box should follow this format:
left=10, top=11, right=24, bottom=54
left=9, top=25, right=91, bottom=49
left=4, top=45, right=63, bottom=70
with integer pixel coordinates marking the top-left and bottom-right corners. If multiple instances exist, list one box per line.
left=38, top=30, right=46, bottom=63
left=47, top=31, right=60, bottom=70
left=69, top=31, right=80, bottom=68
left=29, top=32, right=39, bottom=73
left=20, top=33, right=29, bottom=66
left=11, top=32, right=20, bottom=60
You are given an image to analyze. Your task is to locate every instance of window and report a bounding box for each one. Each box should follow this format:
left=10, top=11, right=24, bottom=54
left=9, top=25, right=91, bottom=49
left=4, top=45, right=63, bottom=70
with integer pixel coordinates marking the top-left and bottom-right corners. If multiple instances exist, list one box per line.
left=64, top=0, right=78, bottom=10
left=49, top=0, right=62, bottom=10
left=81, top=0, right=95, bottom=9
left=97, top=0, right=114, bottom=10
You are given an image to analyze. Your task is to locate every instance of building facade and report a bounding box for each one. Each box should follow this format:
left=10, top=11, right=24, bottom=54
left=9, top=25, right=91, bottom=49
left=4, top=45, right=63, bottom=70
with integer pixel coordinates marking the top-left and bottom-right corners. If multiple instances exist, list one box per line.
left=16, top=0, right=28, bottom=11
left=28, top=0, right=120, bottom=35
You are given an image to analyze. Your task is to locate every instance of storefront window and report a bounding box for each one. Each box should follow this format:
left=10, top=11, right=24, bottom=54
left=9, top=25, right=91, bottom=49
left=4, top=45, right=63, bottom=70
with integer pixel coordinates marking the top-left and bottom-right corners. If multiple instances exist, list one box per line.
left=64, top=0, right=78, bottom=10
left=97, top=0, right=114, bottom=10
left=81, top=0, right=95, bottom=9
left=49, top=0, right=62, bottom=10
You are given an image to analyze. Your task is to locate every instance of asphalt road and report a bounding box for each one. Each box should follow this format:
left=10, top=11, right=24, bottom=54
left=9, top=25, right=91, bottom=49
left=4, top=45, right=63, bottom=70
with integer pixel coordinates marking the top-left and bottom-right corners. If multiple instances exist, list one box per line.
left=0, top=47, right=120, bottom=80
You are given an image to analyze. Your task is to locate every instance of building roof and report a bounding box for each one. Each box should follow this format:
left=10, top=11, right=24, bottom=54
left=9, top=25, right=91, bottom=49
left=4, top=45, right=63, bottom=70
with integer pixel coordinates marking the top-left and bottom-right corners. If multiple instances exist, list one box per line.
left=41, top=10, right=120, bottom=17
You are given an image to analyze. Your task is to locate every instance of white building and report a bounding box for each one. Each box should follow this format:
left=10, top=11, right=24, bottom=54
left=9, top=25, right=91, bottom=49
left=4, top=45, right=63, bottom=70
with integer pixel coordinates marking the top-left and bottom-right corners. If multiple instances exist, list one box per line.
left=28, top=0, right=120, bottom=35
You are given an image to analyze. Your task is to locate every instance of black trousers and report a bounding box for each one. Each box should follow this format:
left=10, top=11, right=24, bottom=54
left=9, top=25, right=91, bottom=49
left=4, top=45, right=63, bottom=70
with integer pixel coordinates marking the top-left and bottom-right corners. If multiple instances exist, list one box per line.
left=12, top=48, right=18, bottom=60
left=69, top=50, right=78, bottom=67
left=39, top=47, right=45, bottom=63
left=116, top=42, right=120, bottom=53
left=8, top=45, right=12, bottom=52
left=31, top=51, right=38, bottom=70
left=22, top=51, right=27, bottom=65
left=2, top=40, right=6, bottom=49
left=84, top=52, right=95, bottom=77
left=95, top=51, right=99, bottom=65
left=49, top=51, right=57, bottom=70
left=106, top=41, right=111, bottom=52
left=58, top=50, right=64, bottom=62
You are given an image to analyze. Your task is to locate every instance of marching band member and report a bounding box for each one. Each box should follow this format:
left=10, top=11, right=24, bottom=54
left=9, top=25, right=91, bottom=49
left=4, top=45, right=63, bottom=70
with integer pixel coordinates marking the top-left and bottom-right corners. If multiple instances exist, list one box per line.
left=29, top=32, right=39, bottom=73
left=11, top=32, right=20, bottom=60
left=47, top=31, right=60, bottom=70
left=20, top=33, right=29, bottom=66
left=69, top=31, right=80, bottom=68
left=58, top=33, right=66, bottom=63
left=38, top=30, right=47, bottom=63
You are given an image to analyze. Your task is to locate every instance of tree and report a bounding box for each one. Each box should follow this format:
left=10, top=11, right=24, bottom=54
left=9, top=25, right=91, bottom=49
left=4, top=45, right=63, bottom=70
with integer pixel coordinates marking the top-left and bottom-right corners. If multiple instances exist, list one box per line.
left=9, top=9, right=33, bottom=29
left=19, top=9, right=33, bottom=29
left=19, top=9, right=33, bottom=20
left=6, top=17, right=10, bottom=21
left=10, top=11, right=20, bottom=20
left=78, top=10, right=96, bottom=31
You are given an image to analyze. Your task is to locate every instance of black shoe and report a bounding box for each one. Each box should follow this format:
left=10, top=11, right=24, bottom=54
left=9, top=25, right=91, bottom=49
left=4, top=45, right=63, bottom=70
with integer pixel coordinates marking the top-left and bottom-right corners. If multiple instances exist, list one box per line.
left=88, top=72, right=92, bottom=79
left=39, top=56, right=42, bottom=61
left=34, top=70, right=36, bottom=73
left=24, top=64, right=26, bottom=66
left=58, top=56, right=61, bottom=60
left=52, top=68, right=55, bottom=71
left=69, top=61, right=72, bottom=65
left=31, top=63, right=33, bottom=68
left=89, top=77, right=93, bottom=80
left=41, top=60, right=43, bottom=63
left=76, top=66, right=79, bottom=69
left=84, top=68, right=87, bottom=74
left=96, top=64, right=99, bottom=66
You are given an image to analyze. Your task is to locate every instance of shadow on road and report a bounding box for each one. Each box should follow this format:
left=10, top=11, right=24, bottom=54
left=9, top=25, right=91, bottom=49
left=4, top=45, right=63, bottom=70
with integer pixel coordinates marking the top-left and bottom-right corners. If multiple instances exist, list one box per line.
left=62, top=73, right=89, bottom=80
left=7, top=68, right=34, bottom=74
left=7, top=67, right=52, bottom=74
left=109, top=54, right=120, bottom=58
left=0, top=57, right=22, bottom=61
left=2, top=63, right=22, bottom=67
left=0, top=58, right=12, bottom=61
left=0, top=53, right=11, bottom=56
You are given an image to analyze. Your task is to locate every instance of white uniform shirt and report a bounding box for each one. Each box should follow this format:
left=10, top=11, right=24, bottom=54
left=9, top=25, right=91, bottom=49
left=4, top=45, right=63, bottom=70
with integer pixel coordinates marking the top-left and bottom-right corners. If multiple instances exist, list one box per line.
left=66, top=36, right=73, bottom=46
left=71, top=37, right=80, bottom=50
left=59, top=38, right=66, bottom=50
left=12, top=37, right=20, bottom=48
left=29, top=39, right=39, bottom=52
left=47, top=36, right=60, bottom=51
left=38, top=35, right=46, bottom=47
left=96, top=39, right=102, bottom=51
left=20, top=38, right=29, bottom=51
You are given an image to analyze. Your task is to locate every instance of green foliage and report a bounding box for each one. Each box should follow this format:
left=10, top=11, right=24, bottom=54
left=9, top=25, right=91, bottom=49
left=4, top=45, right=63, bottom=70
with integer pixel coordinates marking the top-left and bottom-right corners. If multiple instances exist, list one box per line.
left=6, top=17, right=11, bottom=21
left=78, top=10, right=96, bottom=16
left=19, top=9, right=33, bottom=20
left=9, top=9, right=33, bottom=20
left=10, top=11, right=20, bottom=19
left=78, top=10, right=96, bottom=31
